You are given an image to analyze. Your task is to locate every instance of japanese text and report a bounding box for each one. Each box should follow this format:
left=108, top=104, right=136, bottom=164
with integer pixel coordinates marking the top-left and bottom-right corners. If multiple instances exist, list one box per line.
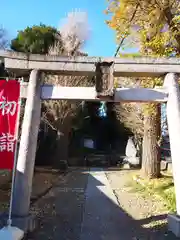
left=0, top=96, right=17, bottom=116
left=0, top=133, right=15, bottom=152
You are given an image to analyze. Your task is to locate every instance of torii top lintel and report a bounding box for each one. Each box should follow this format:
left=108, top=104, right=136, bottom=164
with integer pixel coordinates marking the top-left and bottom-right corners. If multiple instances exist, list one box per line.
left=1, top=50, right=180, bottom=78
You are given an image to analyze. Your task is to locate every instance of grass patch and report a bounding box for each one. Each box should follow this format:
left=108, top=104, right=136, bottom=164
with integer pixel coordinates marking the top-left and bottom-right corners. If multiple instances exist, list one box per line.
left=126, top=171, right=176, bottom=213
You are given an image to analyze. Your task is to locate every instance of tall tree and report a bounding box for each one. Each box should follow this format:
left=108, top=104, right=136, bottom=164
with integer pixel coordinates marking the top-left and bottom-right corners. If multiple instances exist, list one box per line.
left=11, top=13, right=91, bottom=167
left=42, top=11, right=91, bottom=165
left=11, top=24, right=60, bottom=54
left=106, top=0, right=180, bottom=178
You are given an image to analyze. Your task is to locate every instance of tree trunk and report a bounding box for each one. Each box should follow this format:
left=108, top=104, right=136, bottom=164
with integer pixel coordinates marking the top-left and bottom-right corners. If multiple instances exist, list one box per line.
left=53, top=117, right=72, bottom=169
left=56, top=129, right=69, bottom=160
left=141, top=104, right=161, bottom=178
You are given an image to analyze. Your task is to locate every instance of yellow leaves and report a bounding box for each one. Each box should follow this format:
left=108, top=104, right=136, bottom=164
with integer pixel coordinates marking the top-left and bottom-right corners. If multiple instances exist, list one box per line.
left=105, top=0, right=179, bottom=118
left=107, top=20, right=116, bottom=29
left=104, top=10, right=109, bottom=15
left=106, top=0, right=133, bottom=29
left=143, top=103, right=158, bottom=117
left=140, top=23, right=176, bottom=57
left=172, top=15, right=180, bottom=23
left=106, top=0, right=180, bottom=57
left=154, top=78, right=163, bottom=87
left=115, top=9, right=121, bottom=18
left=114, top=78, right=119, bottom=88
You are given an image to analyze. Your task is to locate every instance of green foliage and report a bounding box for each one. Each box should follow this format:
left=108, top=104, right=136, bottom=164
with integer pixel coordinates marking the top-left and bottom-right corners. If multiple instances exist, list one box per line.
left=11, top=24, right=60, bottom=54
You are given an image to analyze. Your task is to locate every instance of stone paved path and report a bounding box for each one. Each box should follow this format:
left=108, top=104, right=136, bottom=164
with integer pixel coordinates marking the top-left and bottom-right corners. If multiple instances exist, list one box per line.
left=25, top=168, right=178, bottom=240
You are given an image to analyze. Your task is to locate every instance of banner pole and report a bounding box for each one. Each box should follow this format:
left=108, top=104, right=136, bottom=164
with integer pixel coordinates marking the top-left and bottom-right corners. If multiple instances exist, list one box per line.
left=7, top=78, right=22, bottom=227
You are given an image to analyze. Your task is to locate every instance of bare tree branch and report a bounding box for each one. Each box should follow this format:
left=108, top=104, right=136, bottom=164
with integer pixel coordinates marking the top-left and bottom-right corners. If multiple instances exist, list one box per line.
left=59, top=11, right=90, bottom=56
left=41, top=11, right=92, bottom=135
left=0, top=26, right=9, bottom=49
left=114, top=77, right=144, bottom=141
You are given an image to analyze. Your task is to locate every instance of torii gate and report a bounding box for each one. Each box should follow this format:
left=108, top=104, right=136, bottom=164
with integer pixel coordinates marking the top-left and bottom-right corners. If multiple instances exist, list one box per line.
left=1, top=50, right=180, bottom=237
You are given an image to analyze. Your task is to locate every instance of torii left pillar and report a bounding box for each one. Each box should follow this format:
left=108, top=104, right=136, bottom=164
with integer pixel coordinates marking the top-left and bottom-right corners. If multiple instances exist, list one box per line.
left=10, top=69, right=42, bottom=232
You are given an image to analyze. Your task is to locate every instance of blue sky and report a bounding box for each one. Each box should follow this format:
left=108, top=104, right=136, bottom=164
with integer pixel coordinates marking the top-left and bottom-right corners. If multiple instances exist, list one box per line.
left=0, top=0, right=137, bottom=56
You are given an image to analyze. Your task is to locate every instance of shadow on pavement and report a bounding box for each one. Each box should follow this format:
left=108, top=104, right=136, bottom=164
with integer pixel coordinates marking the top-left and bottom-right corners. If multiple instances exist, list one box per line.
left=24, top=168, right=176, bottom=240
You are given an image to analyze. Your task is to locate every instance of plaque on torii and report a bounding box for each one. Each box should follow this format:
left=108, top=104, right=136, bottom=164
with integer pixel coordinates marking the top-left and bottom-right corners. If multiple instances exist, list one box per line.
left=95, top=61, right=114, bottom=99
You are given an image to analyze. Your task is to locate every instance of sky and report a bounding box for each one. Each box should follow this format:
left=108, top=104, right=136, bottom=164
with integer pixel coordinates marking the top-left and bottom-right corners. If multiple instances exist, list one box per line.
left=0, top=0, right=137, bottom=56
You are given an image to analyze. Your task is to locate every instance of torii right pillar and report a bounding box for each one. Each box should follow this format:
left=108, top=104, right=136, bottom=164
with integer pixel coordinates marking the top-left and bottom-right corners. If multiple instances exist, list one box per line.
left=164, top=73, right=180, bottom=237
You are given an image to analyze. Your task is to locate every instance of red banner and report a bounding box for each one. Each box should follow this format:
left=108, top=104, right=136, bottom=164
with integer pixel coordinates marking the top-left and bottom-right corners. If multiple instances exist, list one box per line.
left=0, top=80, right=20, bottom=170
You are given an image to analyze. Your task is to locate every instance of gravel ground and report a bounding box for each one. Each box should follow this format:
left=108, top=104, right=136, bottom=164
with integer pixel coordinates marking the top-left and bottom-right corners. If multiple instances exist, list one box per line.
left=24, top=168, right=178, bottom=240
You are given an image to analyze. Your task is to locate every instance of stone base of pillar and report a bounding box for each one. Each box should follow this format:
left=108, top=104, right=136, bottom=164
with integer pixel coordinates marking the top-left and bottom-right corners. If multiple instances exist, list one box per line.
left=0, top=213, right=38, bottom=233
left=168, top=213, right=180, bottom=237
